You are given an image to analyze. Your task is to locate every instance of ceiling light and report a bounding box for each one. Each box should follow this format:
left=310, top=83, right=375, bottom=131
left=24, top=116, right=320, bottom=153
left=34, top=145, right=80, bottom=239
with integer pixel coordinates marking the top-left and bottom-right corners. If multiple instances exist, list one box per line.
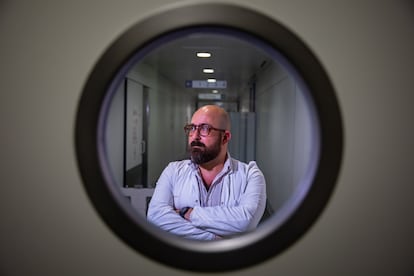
left=203, top=68, right=214, bottom=73
left=212, top=90, right=219, bottom=93
left=197, top=52, right=211, bottom=58
left=207, top=78, right=216, bottom=83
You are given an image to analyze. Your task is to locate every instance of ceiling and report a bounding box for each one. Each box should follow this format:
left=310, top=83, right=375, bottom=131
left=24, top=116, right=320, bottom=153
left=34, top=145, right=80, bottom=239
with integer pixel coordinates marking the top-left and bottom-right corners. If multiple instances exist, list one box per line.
left=138, top=31, right=273, bottom=103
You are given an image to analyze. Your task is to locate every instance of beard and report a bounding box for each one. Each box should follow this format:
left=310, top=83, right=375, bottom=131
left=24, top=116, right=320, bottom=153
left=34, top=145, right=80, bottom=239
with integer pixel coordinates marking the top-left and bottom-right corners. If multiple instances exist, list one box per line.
left=189, top=138, right=221, bottom=165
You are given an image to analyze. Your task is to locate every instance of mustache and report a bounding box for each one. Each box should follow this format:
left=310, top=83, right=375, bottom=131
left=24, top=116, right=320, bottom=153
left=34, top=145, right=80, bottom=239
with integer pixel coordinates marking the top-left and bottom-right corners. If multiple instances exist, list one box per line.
left=190, top=141, right=205, bottom=147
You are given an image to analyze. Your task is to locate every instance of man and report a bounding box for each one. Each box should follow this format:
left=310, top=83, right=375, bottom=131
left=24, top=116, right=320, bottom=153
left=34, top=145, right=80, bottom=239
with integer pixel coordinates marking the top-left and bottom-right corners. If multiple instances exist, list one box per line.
left=147, top=105, right=266, bottom=240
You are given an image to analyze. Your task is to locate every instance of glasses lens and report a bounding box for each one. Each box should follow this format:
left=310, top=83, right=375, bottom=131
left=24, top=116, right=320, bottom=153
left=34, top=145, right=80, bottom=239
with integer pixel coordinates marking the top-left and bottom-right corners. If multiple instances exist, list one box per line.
left=184, top=124, right=212, bottom=136
left=184, top=124, right=195, bottom=135
left=200, top=124, right=210, bottom=136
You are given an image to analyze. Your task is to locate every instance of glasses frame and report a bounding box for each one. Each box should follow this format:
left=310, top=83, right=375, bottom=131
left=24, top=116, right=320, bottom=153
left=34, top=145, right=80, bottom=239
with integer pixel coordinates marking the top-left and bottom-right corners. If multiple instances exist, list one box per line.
left=184, top=123, right=226, bottom=137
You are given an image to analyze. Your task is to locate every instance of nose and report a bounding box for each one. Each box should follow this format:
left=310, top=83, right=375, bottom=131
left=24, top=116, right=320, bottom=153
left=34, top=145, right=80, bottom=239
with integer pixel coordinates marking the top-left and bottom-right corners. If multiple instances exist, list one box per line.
left=193, top=130, right=201, bottom=139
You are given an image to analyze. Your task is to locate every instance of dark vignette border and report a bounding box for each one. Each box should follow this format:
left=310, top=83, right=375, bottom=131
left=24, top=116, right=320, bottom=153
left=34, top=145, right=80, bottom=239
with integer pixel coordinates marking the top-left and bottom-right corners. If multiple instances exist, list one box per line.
left=75, top=3, right=343, bottom=272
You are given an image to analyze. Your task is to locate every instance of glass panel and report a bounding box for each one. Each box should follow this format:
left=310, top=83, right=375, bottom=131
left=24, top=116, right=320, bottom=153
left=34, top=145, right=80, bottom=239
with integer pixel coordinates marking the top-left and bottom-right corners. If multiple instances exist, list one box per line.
left=99, top=27, right=320, bottom=240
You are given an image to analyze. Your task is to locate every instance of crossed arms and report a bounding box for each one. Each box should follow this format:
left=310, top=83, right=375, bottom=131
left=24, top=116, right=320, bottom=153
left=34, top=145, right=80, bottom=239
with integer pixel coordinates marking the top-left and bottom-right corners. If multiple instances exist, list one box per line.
left=146, top=161, right=266, bottom=240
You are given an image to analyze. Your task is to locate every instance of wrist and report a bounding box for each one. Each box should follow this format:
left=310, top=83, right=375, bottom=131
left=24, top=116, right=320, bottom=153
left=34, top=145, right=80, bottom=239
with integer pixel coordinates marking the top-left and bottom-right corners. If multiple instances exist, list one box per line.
left=179, top=207, right=191, bottom=219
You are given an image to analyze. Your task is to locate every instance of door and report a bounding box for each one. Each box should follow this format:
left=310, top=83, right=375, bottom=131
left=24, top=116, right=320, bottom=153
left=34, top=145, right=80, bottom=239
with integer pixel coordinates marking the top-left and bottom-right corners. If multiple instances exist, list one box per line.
left=124, top=78, right=147, bottom=187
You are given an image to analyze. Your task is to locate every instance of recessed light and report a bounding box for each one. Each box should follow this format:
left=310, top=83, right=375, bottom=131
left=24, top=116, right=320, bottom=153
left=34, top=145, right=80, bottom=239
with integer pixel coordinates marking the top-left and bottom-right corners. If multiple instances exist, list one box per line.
left=203, top=68, right=214, bottom=73
left=207, top=78, right=216, bottom=83
left=212, top=90, right=219, bottom=93
left=197, top=52, right=211, bottom=58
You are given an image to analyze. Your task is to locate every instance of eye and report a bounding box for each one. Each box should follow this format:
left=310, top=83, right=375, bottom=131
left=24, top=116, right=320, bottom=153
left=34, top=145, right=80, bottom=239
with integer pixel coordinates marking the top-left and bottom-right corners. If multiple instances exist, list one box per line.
left=200, top=124, right=210, bottom=132
left=185, top=124, right=195, bottom=131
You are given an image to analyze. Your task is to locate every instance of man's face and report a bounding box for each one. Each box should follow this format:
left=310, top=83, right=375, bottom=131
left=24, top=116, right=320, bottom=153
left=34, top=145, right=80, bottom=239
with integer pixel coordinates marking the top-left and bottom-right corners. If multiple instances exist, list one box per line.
left=188, top=111, right=223, bottom=164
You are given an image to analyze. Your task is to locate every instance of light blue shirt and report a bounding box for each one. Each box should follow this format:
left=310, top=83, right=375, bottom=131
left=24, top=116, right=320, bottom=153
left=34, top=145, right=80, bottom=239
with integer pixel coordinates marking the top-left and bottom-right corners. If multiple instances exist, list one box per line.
left=147, top=154, right=267, bottom=240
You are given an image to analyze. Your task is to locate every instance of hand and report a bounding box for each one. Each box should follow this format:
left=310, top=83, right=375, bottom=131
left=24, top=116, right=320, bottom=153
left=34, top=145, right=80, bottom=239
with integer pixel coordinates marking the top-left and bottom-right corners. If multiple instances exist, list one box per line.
left=176, top=207, right=193, bottom=221
left=183, top=208, right=193, bottom=221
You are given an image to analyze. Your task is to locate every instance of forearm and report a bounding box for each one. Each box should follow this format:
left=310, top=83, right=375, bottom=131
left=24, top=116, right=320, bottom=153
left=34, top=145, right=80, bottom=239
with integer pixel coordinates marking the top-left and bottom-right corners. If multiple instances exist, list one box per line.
left=189, top=204, right=265, bottom=237
left=147, top=205, right=216, bottom=240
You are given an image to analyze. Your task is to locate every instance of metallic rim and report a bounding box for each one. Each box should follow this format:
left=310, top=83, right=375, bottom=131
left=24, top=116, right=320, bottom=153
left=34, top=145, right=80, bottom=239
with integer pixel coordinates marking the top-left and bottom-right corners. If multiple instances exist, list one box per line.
left=75, top=3, right=343, bottom=272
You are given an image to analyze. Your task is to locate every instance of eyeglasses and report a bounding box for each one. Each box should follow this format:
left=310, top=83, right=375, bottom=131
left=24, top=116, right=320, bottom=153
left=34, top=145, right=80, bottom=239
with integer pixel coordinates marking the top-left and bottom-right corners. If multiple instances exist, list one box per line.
left=184, top=123, right=226, bottom=137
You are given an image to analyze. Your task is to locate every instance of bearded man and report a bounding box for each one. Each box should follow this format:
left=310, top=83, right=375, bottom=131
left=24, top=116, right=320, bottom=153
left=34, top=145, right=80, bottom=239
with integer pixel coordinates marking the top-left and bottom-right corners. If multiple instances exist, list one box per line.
left=147, top=105, right=266, bottom=240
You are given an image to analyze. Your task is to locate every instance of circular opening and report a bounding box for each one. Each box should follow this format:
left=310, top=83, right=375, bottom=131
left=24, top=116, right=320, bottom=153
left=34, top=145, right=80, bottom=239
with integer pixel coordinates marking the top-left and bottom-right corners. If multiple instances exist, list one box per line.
left=100, top=25, right=320, bottom=250
left=75, top=3, right=342, bottom=272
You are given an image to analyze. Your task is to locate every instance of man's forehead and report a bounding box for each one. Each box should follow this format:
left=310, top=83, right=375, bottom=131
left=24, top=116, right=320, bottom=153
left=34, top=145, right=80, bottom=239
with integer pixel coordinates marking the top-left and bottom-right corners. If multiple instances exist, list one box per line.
left=192, top=110, right=217, bottom=122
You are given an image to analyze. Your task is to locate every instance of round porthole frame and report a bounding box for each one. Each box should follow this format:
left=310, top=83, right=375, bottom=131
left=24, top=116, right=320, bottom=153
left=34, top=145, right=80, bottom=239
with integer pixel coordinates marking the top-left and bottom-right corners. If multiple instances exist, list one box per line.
left=75, top=3, right=343, bottom=272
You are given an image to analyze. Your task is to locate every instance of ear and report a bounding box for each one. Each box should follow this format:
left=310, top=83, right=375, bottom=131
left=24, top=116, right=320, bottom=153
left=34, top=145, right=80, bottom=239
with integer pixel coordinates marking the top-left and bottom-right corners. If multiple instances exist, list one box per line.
left=222, top=131, right=231, bottom=144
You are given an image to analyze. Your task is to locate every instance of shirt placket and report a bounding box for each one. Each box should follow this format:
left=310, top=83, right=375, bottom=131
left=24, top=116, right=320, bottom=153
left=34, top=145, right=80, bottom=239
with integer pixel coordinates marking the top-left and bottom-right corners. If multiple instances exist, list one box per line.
left=197, top=166, right=230, bottom=207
